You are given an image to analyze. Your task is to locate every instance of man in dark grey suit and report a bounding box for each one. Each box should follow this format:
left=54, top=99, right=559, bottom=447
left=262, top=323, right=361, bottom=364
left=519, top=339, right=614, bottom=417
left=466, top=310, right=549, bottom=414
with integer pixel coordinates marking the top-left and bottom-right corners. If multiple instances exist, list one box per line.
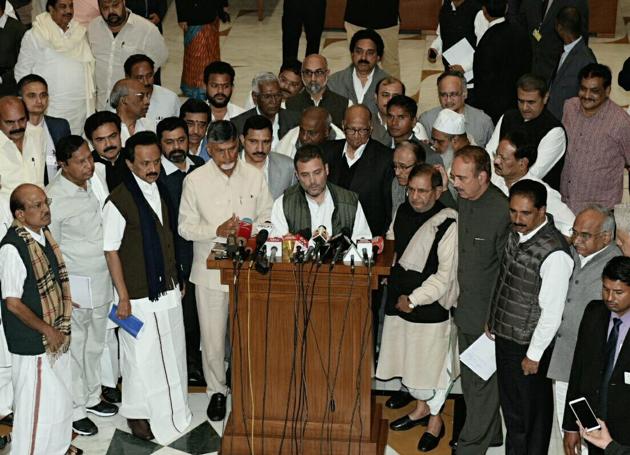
left=450, top=146, right=510, bottom=454
left=518, top=0, right=589, bottom=83
left=547, top=6, right=596, bottom=120
left=240, top=115, right=294, bottom=200
left=231, top=72, right=299, bottom=147
left=327, top=28, right=389, bottom=117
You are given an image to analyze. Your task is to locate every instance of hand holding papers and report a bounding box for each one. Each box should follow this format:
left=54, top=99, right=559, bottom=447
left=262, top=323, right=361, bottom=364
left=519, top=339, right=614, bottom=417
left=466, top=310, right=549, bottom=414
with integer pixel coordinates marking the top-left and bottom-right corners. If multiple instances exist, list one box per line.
left=442, top=38, right=475, bottom=82
left=459, top=334, right=496, bottom=380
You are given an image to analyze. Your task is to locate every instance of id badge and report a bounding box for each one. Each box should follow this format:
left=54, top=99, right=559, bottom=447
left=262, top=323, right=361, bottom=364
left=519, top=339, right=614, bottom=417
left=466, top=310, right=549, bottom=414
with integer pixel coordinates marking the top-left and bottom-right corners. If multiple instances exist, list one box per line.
left=532, top=28, right=542, bottom=41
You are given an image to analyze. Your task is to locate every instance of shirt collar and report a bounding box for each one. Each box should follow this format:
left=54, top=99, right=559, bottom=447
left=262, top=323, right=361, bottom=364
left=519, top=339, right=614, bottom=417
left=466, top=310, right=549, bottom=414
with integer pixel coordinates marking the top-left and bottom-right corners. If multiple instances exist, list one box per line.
left=255, top=108, right=278, bottom=126
left=0, top=12, right=8, bottom=28
left=25, top=226, right=46, bottom=246
left=488, top=17, right=506, bottom=29
left=578, top=243, right=608, bottom=266
left=342, top=141, right=368, bottom=162
left=161, top=155, right=193, bottom=176
left=132, top=172, right=158, bottom=194
left=518, top=218, right=548, bottom=243
left=57, top=172, right=91, bottom=194
left=610, top=308, right=630, bottom=326
left=564, top=36, right=582, bottom=54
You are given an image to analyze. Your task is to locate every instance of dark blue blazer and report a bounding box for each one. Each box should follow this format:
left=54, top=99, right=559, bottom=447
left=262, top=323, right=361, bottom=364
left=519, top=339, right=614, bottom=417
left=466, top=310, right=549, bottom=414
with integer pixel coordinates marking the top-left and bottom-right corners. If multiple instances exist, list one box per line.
left=44, top=115, right=71, bottom=147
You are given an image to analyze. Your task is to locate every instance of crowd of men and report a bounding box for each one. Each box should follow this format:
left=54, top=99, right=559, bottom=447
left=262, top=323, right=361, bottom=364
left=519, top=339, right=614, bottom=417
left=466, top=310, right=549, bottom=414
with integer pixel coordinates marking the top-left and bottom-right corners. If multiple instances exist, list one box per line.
left=1, top=0, right=630, bottom=453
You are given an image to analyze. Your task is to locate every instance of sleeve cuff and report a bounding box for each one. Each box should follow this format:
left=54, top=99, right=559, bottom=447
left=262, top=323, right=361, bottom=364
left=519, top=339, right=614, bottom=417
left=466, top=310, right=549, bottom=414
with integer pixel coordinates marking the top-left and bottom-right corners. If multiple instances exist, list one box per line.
left=526, top=345, right=544, bottom=362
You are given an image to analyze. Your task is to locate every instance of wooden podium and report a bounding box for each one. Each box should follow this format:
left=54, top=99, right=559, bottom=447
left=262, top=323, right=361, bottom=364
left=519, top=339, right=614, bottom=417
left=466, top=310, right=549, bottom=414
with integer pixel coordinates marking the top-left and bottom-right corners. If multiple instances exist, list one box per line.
left=207, top=244, right=393, bottom=454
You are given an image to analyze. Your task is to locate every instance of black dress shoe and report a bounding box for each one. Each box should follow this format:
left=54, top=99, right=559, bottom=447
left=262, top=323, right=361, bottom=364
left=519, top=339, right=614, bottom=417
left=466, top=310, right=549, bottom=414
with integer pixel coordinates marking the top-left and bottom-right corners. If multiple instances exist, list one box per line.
left=207, top=393, right=226, bottom=421
left=418, top=425, right=446, bottom=452
left=127, top=419, right=154, bottom=440
left=385, top=390, right=414, bottom=409
left=72, top=417, right=98, bottom=436
left=389, top=414, right=430, bottom=431
left=101, top=386, right=121, bottom=404
left=187, top=366, right=206, bottom=386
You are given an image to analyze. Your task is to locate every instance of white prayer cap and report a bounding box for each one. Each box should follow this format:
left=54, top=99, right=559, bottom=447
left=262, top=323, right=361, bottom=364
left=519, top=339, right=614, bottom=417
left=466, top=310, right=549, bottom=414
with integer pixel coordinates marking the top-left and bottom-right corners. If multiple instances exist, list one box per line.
left=433, top=109, right=466, bottom=135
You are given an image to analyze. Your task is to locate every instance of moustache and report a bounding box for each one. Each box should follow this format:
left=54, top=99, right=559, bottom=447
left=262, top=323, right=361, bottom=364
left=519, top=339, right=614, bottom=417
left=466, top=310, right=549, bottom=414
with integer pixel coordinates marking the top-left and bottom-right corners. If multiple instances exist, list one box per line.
left=253, top=152, right=266, bottom=157
left=358, top=59, right=370, bottom=65
left=105, top=13, right=122, bottom=24
left=512, top=223, right=526, bottom=228
left=104, top=145, right=118, bottom=153
left=9, top=128, right=25, bottom=135
left=146, top=172, right=158, bottom=177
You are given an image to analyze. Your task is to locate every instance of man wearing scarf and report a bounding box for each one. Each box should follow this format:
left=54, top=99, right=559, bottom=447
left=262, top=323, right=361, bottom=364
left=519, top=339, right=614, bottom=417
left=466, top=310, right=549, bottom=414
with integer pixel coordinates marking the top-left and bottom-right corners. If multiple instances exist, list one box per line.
left=14, top=0, right=95, bottom=135
left=0, top=183, right=76, bottom=454
left=103, top=131, right=191, bottom=442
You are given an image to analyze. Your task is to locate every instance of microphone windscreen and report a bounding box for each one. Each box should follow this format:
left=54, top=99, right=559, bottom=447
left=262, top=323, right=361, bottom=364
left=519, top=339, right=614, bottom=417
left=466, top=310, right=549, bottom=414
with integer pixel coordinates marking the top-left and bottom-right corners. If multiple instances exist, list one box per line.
left=237, top=218, right=253, bottom=239
left=371, top=236, right=384, bottom=254
left=255, top=229, right=269, bottom=246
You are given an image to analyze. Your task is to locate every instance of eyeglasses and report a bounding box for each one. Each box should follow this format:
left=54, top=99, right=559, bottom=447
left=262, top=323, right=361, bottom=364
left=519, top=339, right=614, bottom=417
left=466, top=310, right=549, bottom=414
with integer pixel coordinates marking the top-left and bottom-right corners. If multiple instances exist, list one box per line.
left=132, top=92, right=151, bottom=100
left=258, top=93, right=283, bottom=101
left=570, top=228, right=604, bottom=241
left=438, top=91, right=463, bottom=99
left=392, top=162, right=415, bottom=171
left=344, top=127, right=370, bottom=136
left=301, top=69, right=327, bottom=78
left=25, top=198, right=52, bottom=210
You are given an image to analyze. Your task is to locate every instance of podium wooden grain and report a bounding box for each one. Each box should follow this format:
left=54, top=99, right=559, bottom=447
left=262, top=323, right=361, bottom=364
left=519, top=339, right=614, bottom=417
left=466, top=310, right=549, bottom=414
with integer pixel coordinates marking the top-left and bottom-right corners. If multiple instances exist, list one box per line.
left=207, top=244, right=393, bottom=454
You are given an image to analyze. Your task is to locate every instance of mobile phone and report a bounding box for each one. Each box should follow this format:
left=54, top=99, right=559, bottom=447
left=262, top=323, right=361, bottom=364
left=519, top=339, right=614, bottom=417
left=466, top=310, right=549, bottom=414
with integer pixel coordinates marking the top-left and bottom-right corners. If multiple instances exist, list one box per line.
left=569, top=397, right=601, bottom=432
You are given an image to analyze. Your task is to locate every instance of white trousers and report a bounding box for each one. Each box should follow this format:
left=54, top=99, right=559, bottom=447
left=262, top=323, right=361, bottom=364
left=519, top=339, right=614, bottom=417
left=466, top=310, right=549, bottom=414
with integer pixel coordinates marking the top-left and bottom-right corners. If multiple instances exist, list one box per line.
left=0, top=322, right=13, bottom=416
left=344, top=21, right=401, bottom=79
left=11, top=351, right=72, bottom=455
left=100, top=327, right=119, bottom=388
left=406, top=385, right=449, bottom=416
left=70, top=303, right=110, bottom=421
left=554, top=380, right=588, bottom=455
left=195, top=286, right=229, bottom=396
left=119, top=302, right=191, bottom=444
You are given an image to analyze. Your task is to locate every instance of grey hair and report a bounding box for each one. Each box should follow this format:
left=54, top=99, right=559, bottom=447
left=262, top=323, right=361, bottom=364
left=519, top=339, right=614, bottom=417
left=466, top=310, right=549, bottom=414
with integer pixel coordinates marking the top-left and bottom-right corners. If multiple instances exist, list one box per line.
left=206, top=120, right=238, bottom=143
left=614, top=203, right=630, bottom=234
left=109, top=79, right=130, bottom=110
left=582, top=204, right=616, bottom=234
left=251, top=72, right=279, bottom=94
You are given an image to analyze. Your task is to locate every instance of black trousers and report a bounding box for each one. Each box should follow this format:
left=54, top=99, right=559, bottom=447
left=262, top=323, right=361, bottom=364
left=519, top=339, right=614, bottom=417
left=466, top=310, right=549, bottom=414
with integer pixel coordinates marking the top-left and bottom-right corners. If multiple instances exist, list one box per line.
left=496, top=337, right=554, bottom=455
left=281, top=0, right=326, bottom=65
left=182, top=279, right=202, bottom=372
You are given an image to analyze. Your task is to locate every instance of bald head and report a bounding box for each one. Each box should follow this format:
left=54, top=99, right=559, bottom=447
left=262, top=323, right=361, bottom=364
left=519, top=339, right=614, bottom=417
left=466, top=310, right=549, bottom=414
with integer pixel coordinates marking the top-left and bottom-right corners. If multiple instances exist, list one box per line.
left=10, top=183, right=51, bottom=231
left=302, top=54, right=330, bottom=97
left=572, top=205, right=615, bottom=257
left=0, top=96, right=27, bottom=145
left=299, top=106, right=331, bottom=146
left=110, top=78, right=150, bottom=119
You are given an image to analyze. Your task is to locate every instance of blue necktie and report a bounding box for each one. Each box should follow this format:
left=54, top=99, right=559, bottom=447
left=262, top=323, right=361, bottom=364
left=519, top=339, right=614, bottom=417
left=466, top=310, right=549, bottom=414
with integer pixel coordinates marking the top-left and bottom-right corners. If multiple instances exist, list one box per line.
left=599, top=318, right=622, bottom=419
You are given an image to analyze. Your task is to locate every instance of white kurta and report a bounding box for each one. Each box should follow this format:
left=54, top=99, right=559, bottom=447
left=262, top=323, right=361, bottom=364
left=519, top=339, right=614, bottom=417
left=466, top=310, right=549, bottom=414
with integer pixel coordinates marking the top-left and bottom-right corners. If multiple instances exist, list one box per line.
left=0, top=127, right=45, bottom=197
left=14, top=21, right=94, bottom=134
left=102, top=174, right=191, bottom=443
left=146, top=84, right=180, bottom=124
left=88, top=12, right=168, bottom=110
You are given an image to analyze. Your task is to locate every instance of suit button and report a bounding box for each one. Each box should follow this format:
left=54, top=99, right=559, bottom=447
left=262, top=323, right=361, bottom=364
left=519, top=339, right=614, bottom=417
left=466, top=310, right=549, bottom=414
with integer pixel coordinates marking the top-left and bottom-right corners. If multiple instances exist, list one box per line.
left=574, top=280, right=579, bottom=284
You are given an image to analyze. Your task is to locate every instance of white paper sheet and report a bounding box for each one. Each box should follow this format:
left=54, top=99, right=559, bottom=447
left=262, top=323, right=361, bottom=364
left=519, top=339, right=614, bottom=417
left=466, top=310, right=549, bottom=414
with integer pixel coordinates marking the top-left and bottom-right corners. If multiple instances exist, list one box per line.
left=443, top=38, right=475, bottom=82
left=69, top=275, right=93, bottom=309
left=459, top=334, right=496, bottom=381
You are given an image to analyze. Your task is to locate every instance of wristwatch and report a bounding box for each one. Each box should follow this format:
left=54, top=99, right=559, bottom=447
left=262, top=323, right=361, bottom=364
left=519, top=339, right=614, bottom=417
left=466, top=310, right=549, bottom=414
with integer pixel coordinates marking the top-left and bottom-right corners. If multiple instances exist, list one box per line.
left=407, top=297, right=415, bottom=309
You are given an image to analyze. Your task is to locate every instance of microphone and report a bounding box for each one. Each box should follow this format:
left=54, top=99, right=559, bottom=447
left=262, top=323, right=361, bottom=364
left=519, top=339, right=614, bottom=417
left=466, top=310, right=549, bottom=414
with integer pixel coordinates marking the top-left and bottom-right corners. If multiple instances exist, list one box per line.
left=253, top=229, right=269, bottom=257
left=363, top=248, right=369, bottom=267
left=226, top=233, right=238, bottom=259
left=304, top=226, right=328, bottom=263
left=329, top=227, right=352, bottom=269
left=371, top=236, right=384, bottom=254
left=356, top=238, right=372, bottom=266
left=350, top=254, right=355, bottom=273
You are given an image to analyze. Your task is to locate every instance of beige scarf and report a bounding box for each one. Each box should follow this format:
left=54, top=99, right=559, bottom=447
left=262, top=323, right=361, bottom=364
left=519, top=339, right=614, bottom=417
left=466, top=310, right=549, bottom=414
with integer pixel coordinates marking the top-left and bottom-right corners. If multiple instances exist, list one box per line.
left=32, top=12, right=96, bottom=114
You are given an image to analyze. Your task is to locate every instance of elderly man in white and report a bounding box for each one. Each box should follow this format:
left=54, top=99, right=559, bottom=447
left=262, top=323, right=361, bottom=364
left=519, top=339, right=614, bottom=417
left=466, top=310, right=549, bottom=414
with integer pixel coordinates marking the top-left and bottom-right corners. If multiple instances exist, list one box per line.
left=15, top=0, right=95, bottom=134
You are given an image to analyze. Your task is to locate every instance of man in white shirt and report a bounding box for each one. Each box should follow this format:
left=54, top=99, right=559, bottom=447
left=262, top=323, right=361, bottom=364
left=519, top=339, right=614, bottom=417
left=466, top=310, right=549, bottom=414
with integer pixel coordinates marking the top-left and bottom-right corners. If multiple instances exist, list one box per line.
left=271, top=144, right=372, bottom=240
left=124, top=53, right=179, bottom=124
left=178, top=120, right=272, bottom=423
left=103, top=131, right=191, bottom=442
left=0, top=183, right=76, bottom=454
left=0, top=96, right=46, bottom=196
left=275, top=106, right=343, bottom=159
left=491, top=130, right=574, bottom=236
left=179, top=98, right=210, bottom=161
left=327, top=29, right=389, bottom=117
left=17, top=74, right=71, bottom=184
left=14, top=0, right=95, bottom=134
left=203, top=60, right=244, bottom=122
left=110, top=78, right=155, bottom=144
left=485, top=73, right=567, bottom=190
left=487, top=179, right=573, bottom=455
left=88, top=0, right=167, bottom=110
left=46, top=135, right=117, bottom=437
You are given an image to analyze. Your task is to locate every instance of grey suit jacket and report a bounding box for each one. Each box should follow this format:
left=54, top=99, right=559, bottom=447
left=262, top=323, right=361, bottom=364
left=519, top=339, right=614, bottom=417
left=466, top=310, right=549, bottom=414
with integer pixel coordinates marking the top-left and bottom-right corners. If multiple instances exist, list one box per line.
left=547, top=243, right=621, bottom=382
left=547, top=39, right=596, bottom=120
left=267, top=152, right=295, bottom=200
left=327, top=64, right=389, bottom=116
left=371, top=115, right=391, bottom=147
left=419, top=104, right=495, bottom=148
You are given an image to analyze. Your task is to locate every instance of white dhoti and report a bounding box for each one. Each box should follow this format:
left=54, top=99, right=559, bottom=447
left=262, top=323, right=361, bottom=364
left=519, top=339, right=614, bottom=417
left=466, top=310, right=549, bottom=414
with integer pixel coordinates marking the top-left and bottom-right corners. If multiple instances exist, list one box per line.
left=0, top=322, right=13, bottom=417
left=12, top=351, right=72, bottom=455
left=376, top=315, right=459, bottom=414
left=71, top=302, right=110, bottom=421
left=119, top=296, right=192, bottom=444
left=100, top=300, right=120, bottom=389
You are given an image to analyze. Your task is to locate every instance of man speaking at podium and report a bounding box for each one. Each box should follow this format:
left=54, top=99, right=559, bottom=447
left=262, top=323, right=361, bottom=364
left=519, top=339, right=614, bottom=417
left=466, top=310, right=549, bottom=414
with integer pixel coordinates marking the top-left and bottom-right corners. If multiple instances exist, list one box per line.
left=270, top=144, right=372, bottom=240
